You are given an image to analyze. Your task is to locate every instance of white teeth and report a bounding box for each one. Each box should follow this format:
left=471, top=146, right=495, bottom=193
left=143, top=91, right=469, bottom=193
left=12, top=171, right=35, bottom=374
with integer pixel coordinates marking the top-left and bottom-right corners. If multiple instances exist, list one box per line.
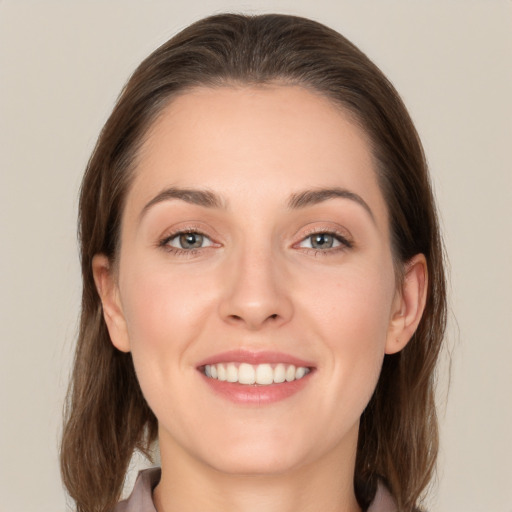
left=226, top=363, right=238, bottom=383
left=217, top=363, right=227, bottom=381
left=203, top=362, right=310, bottom=385
left=295, top=366, right=307, bottom=379
left=285, top=365, right=296, bottom=382
left=255, top=363, right=274, bottom=385
left=273, top=363, right=286, bottom=383
left=238, top=363, right=256, bottom=384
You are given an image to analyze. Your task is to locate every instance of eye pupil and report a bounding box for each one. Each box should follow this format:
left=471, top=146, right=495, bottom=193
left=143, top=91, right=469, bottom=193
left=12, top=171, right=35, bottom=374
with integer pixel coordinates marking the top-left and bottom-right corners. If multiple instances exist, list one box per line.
left=311, top=234, right=333, bottom=249
left=179, top=233, right=203, bottom=249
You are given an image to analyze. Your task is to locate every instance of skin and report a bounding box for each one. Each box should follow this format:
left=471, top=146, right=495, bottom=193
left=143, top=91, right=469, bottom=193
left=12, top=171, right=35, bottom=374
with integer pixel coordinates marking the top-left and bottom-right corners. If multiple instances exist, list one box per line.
left=93, top=85, right=427, bottom=512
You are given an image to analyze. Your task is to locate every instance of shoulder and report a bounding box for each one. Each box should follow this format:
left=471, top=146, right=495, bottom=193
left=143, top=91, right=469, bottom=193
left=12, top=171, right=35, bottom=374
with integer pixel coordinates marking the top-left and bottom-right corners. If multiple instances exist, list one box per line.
left=113, top=467, right=161, bottom=512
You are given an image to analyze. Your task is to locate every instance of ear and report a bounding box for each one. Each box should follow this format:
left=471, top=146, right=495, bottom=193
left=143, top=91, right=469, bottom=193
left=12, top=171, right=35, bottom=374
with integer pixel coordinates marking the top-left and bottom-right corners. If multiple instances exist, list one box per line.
left=92, top=254, right=131, bottom=353
left=385, top=254, right=428, bottom=355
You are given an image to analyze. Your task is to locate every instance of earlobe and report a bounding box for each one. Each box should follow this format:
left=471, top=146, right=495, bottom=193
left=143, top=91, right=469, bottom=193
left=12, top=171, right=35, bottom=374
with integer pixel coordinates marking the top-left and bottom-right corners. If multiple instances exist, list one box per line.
left=92, top=254, right=131, bottom=353
left=385, top=254, right=428, bottom=355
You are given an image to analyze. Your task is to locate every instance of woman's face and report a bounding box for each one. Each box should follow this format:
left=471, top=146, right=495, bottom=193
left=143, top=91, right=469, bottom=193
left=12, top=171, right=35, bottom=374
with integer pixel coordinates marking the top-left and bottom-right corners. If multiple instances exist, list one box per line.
left=96, top=85, right=420, bottom=476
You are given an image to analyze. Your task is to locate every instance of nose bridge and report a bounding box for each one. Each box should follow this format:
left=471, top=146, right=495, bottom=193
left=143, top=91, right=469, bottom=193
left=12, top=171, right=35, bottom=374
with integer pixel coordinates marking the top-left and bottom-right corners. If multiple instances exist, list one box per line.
left=219, top=236, right=293, bottom=329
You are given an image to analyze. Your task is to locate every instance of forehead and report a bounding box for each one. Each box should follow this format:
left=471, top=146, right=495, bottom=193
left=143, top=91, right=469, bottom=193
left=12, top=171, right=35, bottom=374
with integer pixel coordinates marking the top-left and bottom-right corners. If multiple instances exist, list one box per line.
left=125, top=84, right=388, bottom=227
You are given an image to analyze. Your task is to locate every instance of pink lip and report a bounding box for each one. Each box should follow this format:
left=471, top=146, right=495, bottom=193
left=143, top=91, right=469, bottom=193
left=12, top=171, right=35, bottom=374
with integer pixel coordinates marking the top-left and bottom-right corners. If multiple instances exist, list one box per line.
left=200, top=375, right=313, bottom=405
left=196, top=350, right=315, bottom=405
left=196, top=349, right=315, bottom=368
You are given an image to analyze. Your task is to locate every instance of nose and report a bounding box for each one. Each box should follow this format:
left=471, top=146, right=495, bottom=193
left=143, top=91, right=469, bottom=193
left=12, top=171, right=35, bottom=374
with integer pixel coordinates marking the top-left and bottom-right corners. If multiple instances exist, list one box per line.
left=218, top=246, right=294, bottom=330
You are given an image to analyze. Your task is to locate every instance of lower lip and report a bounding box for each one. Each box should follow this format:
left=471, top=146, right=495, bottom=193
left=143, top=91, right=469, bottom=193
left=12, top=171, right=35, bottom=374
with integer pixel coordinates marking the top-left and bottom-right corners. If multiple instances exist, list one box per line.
left=200, top=372, right=313, bottom=405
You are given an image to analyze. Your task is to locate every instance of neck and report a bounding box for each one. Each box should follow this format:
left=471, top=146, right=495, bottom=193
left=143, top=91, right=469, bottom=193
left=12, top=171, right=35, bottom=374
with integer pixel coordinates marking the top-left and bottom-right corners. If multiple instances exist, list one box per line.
left=153, top=430, right=362, bottom=512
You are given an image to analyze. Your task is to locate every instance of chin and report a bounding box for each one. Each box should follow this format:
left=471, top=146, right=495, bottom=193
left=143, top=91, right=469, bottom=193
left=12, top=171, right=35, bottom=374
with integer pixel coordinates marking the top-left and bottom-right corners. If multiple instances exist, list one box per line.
left=201, top=420, right=339, bottom=477
left=205, top=443, right=303, bottom=476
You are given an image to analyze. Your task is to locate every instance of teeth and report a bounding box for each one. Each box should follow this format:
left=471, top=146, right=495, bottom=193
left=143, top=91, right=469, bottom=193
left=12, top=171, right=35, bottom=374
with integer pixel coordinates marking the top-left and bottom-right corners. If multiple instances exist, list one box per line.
left=285, top=365, right=296, bottom=382
left=255, top=364, right=274, bottom=385
left=203, top=362, right=310, bottom=385
left=295, top=366, right=307, bottom=379
left=226, top=363, right=238, bottom=382
left=274, top=363, right=286, bottom=383
left=217, top=363, right=227, bottom=381
left=238, top=363, right=256, bottom=384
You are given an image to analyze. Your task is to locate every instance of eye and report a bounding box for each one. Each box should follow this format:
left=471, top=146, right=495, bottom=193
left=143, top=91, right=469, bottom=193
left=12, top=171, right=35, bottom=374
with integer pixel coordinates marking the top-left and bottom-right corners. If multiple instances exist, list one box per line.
left=297, top=232, right=351, bottom=251
left=164, top=231, right=213, bottom=250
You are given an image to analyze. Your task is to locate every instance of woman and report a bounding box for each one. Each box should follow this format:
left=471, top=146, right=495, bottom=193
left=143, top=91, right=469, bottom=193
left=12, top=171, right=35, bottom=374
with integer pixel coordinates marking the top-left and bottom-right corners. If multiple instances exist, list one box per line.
left=60, top=13, right=446, bottom=512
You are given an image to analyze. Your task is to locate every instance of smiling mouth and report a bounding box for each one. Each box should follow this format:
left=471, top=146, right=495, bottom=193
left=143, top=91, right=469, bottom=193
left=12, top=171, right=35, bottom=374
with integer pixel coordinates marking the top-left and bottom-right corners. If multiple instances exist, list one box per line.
left=202, top=362, right=312, bottom=385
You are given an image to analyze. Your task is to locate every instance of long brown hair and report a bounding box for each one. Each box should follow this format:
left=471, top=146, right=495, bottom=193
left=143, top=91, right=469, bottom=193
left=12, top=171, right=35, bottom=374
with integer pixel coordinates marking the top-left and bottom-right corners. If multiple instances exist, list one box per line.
left=61, top=13, right=447, bottom=512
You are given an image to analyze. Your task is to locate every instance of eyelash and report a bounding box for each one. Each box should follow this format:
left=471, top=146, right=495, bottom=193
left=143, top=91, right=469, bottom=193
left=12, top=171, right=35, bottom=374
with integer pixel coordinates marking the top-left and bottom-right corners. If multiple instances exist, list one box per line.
left=158, top=228, right=214, bottom=257
left=295, top=228, right=353, bottom=256
left=158, top=228, right=353, bottom=257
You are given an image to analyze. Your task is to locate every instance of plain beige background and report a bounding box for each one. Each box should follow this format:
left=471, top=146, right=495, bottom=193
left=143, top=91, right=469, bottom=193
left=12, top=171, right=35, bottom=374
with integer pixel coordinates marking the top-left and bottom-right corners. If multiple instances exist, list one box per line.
left=1, top=1, right=511, bottom=511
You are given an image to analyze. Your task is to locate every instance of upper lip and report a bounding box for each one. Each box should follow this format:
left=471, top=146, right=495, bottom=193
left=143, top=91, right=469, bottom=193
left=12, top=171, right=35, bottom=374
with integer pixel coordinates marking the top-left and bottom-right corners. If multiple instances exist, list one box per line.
left=196, top=349, right=315, bottom=368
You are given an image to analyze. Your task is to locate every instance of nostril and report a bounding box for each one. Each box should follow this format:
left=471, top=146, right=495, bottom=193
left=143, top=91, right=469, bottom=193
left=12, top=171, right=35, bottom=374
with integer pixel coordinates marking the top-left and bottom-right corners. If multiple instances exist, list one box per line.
left=227, top=313, right=279, bottom=326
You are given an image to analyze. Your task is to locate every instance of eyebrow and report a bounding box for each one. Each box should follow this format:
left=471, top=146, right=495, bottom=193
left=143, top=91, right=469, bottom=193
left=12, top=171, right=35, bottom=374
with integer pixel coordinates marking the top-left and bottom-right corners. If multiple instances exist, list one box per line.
left=288, top=187, right=375, bottom=222
left=140, top=186, right=374, bottom=223
left=140, top=187, right=226, bottom=220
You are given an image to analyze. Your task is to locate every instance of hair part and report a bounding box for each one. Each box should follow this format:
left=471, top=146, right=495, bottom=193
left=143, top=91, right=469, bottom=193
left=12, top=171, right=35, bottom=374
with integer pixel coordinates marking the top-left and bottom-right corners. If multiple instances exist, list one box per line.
left=61, top=13, right=447, bottom=512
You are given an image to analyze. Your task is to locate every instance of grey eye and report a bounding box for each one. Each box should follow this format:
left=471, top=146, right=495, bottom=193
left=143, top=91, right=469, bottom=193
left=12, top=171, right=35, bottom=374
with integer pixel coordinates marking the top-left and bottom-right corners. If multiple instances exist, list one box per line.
left=168, top=232, right=212, bottom=249
left=311, top=233, right=334, bottom=249
left=299, top=233, right=341, bottom=250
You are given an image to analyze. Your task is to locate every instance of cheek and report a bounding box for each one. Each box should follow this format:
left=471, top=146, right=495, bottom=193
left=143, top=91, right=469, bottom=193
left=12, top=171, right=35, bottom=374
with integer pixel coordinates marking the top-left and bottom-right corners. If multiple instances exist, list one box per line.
left=119, top=263, right=215, bottom=367
left=304, top=258, right=395, bottom=342
left=300, top=261, right=395, bottom=409
left=117, top=263, right=218, bottom=422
